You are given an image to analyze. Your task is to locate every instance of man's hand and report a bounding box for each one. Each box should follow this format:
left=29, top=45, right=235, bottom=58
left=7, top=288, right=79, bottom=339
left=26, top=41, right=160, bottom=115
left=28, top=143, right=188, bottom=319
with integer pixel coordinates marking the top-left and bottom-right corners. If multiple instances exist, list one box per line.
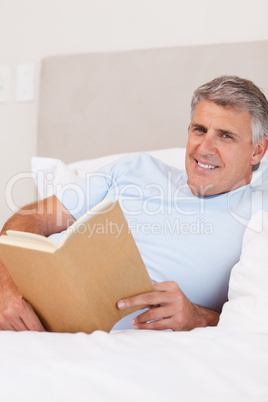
left=117, top=281, right=219, bottom=331
left=0, top=263, right=45, bottom=331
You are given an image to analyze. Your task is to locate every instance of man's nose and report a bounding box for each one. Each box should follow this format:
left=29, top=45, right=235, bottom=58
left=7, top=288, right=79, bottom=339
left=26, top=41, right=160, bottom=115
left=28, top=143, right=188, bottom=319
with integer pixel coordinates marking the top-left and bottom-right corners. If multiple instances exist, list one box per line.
left=198, top=133, right=217, bottom=155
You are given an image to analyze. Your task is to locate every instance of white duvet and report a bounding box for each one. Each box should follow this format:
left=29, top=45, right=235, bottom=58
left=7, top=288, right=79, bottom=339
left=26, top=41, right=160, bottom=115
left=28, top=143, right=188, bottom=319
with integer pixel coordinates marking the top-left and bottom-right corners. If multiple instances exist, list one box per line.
left=0, top=327, right=267, bottom=402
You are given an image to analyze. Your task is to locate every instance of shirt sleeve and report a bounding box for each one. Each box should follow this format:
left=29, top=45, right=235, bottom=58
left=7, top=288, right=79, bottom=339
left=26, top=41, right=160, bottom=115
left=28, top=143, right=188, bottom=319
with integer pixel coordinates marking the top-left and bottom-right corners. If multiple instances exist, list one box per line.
left=55, top=167, right=113, bottom=220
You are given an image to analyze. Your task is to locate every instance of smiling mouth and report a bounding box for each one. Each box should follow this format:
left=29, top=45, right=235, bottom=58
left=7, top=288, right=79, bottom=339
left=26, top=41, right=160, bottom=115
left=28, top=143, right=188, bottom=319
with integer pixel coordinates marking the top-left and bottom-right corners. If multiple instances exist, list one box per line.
left=196, top=160, right=219, bottom=170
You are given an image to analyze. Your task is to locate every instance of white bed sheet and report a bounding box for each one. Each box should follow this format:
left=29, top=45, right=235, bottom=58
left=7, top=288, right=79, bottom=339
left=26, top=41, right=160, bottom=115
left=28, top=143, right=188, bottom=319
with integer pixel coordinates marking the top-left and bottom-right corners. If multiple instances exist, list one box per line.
left=0, top=327, right=267, bottom=402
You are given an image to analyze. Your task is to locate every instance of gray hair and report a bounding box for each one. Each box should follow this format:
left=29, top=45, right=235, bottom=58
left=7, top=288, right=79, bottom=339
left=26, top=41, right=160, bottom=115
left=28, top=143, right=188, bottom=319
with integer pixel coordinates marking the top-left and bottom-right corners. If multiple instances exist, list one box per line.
left=191, top=75, right=268, bottom=144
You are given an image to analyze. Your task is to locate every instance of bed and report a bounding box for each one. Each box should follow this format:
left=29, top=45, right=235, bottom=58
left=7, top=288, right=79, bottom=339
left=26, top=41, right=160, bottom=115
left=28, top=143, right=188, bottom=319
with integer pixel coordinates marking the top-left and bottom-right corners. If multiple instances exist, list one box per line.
left=1, top=41, right=268, bottom=401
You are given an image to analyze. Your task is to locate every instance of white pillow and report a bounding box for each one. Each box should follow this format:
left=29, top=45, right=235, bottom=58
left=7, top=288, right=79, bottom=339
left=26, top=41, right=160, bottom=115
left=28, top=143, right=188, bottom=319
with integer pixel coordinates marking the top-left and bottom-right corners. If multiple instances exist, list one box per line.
left=32, top=148, right=268, bottom=199
left=31, top=148, right=186, bottom=199
left=218, top=209, right=268, bottom=333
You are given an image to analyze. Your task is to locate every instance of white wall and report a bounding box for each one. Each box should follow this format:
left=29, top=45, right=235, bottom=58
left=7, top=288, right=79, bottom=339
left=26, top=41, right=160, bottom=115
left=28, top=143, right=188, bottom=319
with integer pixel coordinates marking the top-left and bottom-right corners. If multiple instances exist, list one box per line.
left=0, top=0, right=268, bottom=228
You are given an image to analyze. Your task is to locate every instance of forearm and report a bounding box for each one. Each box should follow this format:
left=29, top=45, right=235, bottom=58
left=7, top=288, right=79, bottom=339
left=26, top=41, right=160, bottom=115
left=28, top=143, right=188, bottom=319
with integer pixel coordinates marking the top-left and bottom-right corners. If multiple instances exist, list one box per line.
left=1, top=204, right=45, bottom=236
left=0, top=195, right=74, bottom=238
left=0, top=203, right=45, bottom=288
left=0, top=205, right=42, bottom=289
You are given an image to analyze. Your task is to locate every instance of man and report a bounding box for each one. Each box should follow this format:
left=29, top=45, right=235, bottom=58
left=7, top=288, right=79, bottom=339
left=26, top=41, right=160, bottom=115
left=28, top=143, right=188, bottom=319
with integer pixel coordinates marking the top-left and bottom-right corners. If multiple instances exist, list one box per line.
left=0, top=75, right=267, bottom=332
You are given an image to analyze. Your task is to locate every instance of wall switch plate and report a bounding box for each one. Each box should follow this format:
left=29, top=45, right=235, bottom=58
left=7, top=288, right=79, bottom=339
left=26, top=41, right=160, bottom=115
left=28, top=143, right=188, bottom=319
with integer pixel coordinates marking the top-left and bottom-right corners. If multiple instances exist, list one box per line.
left=0, top=66, right=10, bottom=103
left=16, top=64, right=34, bottom=102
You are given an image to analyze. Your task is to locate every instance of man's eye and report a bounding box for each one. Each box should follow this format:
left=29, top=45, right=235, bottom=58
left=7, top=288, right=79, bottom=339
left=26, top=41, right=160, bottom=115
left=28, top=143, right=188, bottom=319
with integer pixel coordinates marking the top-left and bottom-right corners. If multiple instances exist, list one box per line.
left=222, top=134, right=233, bottom=139
left=194, top=127, right=205, bottom=133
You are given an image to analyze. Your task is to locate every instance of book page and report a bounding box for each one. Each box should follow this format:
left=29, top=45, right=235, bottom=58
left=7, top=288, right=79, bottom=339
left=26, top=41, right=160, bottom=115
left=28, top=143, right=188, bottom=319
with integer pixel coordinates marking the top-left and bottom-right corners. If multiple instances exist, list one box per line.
left=0, top=230, right=58, bottom=252
left=59, top=198, right=113, bottom=247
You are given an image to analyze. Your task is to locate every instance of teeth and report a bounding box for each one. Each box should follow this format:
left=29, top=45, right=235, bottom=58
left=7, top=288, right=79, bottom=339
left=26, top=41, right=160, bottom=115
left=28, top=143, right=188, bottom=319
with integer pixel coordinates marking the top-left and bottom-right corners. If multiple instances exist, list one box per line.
left=198, top=162, right=217, bottom=169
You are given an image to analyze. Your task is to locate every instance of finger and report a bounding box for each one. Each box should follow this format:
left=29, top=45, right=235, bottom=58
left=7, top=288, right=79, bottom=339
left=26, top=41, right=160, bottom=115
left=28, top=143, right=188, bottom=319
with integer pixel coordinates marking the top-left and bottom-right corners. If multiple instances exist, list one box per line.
left=2, top=306, right=40, bottom=332
left=132, top=305, right=172, bottom=325
left=0, top=321, right=18, bottom=331
left=117, top=291, right=172, bottom=310
left=133, top=317, right=176, bottom=331
left=13, top=320, right=29, bottom=331
left=20, top=300, right=46, bottom=332
left=0, top=300, right=32, bottom=331
left=0, top=299, right=45, bottom=332
left=0, top=314, right=29, bottom=331
left=14, top=318, right=29, bottom=331
left=10, top=311, right=44, bottom=332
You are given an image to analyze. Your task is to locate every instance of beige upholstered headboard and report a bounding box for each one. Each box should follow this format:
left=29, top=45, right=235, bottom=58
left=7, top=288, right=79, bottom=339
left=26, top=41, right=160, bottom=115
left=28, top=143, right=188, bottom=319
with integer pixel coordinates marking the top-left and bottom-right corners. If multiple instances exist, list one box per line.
left=38, top=41, right=268, bottom=163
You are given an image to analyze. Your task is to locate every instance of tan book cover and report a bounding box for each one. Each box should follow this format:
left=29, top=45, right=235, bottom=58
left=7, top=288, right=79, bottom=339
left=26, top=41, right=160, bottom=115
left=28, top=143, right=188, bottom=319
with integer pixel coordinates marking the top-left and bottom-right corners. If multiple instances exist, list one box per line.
left=0, top=200, right=154, bottom=333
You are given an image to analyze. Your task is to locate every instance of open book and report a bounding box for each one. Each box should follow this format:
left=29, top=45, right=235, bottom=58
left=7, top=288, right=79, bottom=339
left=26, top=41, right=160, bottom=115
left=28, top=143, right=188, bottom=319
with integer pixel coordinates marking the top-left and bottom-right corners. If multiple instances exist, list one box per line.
left=0, top=199, right=154, bottom=333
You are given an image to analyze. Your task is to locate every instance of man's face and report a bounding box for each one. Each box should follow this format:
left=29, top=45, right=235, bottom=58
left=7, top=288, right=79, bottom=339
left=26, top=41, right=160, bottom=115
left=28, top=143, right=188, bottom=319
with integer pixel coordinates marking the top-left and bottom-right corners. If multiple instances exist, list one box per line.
left=185, top=100, right=263, bottom=197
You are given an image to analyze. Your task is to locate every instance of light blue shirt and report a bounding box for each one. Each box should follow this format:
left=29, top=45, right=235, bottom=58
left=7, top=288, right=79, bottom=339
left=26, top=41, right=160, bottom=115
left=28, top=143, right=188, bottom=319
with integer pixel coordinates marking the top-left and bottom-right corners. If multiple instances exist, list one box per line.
left=54, top=153, right=265, bottom=329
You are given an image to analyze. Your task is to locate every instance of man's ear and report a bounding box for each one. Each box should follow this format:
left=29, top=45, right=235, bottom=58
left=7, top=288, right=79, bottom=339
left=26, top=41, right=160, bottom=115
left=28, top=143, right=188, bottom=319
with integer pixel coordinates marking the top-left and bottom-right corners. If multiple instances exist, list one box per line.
left=251, top=137, right=268, bottom=166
